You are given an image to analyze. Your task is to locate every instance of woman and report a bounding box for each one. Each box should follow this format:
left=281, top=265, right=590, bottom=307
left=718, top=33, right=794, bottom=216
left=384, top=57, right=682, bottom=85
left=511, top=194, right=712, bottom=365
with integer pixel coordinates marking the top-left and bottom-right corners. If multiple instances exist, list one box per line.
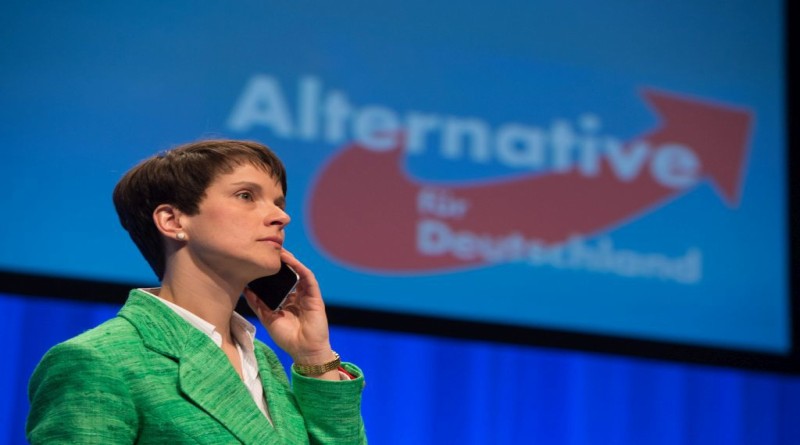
left=26, top=140, right=367, bottom=444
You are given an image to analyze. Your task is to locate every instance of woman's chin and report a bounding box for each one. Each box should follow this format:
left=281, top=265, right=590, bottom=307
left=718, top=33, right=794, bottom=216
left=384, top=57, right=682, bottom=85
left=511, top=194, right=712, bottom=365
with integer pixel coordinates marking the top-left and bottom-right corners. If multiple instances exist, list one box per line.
left=259, top=262, right=282, bottom=277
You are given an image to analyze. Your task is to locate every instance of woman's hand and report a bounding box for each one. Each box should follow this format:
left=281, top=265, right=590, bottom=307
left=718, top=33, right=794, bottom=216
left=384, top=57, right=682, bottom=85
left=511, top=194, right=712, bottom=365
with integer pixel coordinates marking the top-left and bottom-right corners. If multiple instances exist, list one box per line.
left=243, top=250, right=338, bottom=376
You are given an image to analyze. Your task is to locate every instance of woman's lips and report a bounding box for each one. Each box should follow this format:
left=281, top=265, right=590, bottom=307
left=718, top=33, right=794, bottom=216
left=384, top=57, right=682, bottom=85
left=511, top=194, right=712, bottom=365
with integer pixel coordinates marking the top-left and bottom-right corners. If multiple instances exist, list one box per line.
left=259, top=237, right=283, bottom=248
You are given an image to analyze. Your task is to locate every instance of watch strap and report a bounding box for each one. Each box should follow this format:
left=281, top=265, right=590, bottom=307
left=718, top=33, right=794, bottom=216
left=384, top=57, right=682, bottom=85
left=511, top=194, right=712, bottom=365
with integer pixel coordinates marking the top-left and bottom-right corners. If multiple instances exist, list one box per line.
left=293, top=351, right=342, bottom=376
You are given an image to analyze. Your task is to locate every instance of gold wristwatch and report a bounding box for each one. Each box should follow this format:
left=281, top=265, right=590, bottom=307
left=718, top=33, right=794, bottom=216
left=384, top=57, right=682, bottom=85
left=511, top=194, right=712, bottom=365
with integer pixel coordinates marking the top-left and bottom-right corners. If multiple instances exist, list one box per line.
left=293, top=351, right=341, bottom=376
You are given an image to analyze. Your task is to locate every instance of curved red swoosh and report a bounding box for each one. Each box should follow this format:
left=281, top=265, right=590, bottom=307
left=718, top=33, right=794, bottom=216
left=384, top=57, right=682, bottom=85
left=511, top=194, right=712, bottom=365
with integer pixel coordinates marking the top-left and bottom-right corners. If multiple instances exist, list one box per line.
left=307, top=89, right=752, bottom=272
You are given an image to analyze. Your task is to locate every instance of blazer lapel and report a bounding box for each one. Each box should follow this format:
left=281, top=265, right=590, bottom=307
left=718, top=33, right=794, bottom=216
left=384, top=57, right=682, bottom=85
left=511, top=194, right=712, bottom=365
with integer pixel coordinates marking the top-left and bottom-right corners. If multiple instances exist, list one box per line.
left=119, top=290, right=277, bottom=444
left=178, top=334, right=274, bottom=444
left=254, top=345, right=308, bottom=439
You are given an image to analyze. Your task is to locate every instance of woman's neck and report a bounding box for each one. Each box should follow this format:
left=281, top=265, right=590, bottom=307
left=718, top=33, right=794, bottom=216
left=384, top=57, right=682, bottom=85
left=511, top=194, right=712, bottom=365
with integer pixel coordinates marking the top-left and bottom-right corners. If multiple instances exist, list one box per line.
left=157, top=265, right=244, bottom=344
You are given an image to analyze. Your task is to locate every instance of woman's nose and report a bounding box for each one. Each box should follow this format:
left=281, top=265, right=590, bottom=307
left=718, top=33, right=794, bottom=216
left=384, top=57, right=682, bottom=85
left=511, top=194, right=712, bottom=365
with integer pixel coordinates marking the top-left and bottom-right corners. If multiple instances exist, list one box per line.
left=267, top=207, right=291, bottom=227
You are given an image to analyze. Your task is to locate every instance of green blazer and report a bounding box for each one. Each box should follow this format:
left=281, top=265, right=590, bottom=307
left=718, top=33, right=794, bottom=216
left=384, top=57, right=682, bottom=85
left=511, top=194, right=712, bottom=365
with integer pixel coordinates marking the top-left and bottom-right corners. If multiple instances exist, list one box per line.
left=27, top=289, right=367, bottom=444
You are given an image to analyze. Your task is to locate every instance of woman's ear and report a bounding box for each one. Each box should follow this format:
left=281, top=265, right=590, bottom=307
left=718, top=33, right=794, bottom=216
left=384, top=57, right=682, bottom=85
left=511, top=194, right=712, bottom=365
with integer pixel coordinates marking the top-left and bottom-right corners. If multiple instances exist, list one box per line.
left=153, top=204, right=187, bottom=242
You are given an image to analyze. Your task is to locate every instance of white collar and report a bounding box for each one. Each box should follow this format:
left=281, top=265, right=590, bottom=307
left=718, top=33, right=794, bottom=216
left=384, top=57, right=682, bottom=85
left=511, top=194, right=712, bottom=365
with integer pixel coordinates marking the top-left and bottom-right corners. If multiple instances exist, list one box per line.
left=140, top=287, right=257, bottom=351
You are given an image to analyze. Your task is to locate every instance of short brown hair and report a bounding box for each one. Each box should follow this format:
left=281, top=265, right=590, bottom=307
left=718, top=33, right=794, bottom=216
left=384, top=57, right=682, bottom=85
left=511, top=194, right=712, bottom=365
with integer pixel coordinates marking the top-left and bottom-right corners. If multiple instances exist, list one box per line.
left=112, top=139, right=287, bottom=280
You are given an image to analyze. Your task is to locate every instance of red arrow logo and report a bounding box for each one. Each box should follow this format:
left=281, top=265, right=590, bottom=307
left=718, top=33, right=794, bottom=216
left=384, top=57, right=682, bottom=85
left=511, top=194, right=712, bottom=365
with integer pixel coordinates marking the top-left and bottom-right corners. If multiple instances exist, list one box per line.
left=307, top=89, right=752, bottom=272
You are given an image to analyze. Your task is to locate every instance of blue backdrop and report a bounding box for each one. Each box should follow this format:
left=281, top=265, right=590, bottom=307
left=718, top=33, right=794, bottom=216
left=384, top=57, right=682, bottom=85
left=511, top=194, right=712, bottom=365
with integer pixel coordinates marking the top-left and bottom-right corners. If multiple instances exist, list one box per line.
left=0, top=0, right=789, bottom=354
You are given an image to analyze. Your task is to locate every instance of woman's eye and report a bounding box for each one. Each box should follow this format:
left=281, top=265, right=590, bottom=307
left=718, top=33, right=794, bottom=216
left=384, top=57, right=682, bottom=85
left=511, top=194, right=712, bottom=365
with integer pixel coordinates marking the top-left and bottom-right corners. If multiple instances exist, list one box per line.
left=236, top=192, right=253, bottom=201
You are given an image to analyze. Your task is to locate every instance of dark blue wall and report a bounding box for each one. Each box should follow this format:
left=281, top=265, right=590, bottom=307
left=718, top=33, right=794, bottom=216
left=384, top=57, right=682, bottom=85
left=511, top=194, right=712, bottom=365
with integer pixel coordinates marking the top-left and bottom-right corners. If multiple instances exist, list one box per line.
left=5, top=292, right=800, bottom=444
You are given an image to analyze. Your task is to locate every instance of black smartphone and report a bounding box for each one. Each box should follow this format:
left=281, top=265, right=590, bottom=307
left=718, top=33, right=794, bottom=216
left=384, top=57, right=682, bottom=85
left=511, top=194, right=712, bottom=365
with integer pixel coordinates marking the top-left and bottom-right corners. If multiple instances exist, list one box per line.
left=247, top=262, right=299, bottom=311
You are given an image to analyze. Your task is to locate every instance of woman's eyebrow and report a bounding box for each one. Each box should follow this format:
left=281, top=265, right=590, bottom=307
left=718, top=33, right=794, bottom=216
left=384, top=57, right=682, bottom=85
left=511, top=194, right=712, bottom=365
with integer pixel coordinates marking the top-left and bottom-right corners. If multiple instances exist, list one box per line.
left=229, top=180, right=263, bottom=190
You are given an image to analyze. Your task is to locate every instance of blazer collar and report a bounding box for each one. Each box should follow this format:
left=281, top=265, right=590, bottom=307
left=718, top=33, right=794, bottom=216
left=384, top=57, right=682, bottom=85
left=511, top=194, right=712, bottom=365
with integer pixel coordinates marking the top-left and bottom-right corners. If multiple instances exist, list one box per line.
left=119, top=289, right=277, bottom=443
